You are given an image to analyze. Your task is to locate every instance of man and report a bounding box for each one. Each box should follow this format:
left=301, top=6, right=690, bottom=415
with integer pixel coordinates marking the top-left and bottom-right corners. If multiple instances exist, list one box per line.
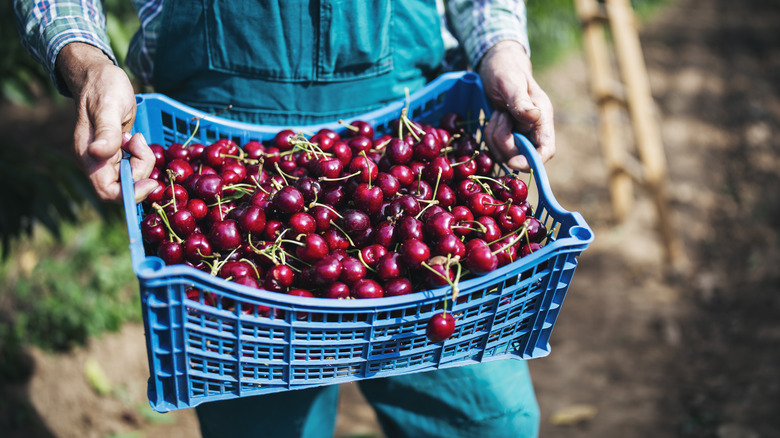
left=15, top=1, right=555, bottom=436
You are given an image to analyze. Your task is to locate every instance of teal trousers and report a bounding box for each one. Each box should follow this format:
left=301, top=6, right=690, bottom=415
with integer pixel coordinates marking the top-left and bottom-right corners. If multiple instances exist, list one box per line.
left=196, top=360, right=539, bottom=438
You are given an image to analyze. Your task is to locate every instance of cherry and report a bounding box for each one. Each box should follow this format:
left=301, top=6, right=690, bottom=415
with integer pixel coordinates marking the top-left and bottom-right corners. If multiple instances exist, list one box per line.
left=321, top=185, right=346, bottom=207
left=499, top=176, right=528, bottom=203
left=273, top=129, right=296, bottom=151
left=273, top=186, right=305, bottom=215
left=322, top=282, right=350, bottom=299
left=149, top=143, right=167, bottom=168
left=183, top=233, right=212, bottom=262
left=167, top=158, right=193, bottom=183
left=141, top=214, right=166, bottom=245
left=371, top=221, right=396, bottom=248
left=310, top=205, right=338, bottom=232
left=385, top=138, right=413, bottom=165
left=310, top=132, right=335, bottom=152
left=383, top=277, right=413, bottom=297
left=525, top=217, right=548, bottom=244
left=423, top=156, right=454, bottom=185
left=311, top=256, right=343, bottom=286
left=435, top=234, right=466, bottom=259
left=426, top=312, right=455, bottom=343
left=162, top=184, right=189, bottom=210
left=401, top=238, right=430, bottom=268
left=339, top=256, right=367, bottom=285
left=426, top=263, right=454, bottom=287
left=360, top=244, right=388, bottom=269
left=496, top=204, right=527, bottom=233
left=408, top=180, right=433, bottom=201
left=425, top=211, right=455, bottom=240
left=296, top=233, right=329, bottom=263
left=145, top=180, right=165, bottom=204
left=452, top=156, right=477, bottom=181
left=475, top=216, right=502, bottom=243
left=295, top=177, right=322, bottom=203
left=316, top=157, right=344, bottom=180
left=347, top=135, right=373, bottom=155
left=209, top=219, right=242, bottom=251
left=158, top=240, right=183, bottom=265
left=475, top=153, right=494, bottom=176
left=490, top=239, right=518, bottom=267
left=201, top=142, right=227, bottom=169
left=351, top=278, right=383, bottom=299
left=340, top=209, right=370, bottom=236
left=434, top=184, right=457, bottom=209
left=346, top=120, right=374, bottom=139
left=412, top=133, right=440, bottom=162
left=237, top=204, right=267, bottom=235
left=388, top=194, right=421, bottom=217
left=263, top=219, right=285, bottom=241
left=453, top=136, right=478, bottom=158
left=376, top=252, right=404, bottom=280
left=455, top=180, right=482, bottom=203
left=322, top=227, right=350, bottom=251
left=375, top=172, right=400, bottom=200
left=520, top=242, right=543, bottom=257
left=170, top=209, right=196, bottom=238
left=194, top=174, right=224, bottom=203
left=219, top=260, right=255, bottom=280
left=187, top=198, right=209, bottom=221
left=348, top=155, right=379, bottom=184
left=389, top=165, right=414, bottom=187
left=243, top=140, right=265, bottom=159
left=396, top=216, right=424, bottom=242
left=466, top=192, right=497, bottom=217
left=466, top=243, right=498, bottom=274
left=353, top=183, right=384, bottom=214
left=439, top=112, right=463, bottom=134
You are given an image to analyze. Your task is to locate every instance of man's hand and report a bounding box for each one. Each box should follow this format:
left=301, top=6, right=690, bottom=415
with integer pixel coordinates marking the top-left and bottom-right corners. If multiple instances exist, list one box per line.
left=478, top=41, right=555, bottom=171
left=57, top=42, right=157, bottom=203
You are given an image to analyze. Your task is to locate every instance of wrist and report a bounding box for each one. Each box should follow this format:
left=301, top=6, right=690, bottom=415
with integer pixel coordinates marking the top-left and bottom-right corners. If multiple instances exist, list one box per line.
left=55, top=42, right=115, bottom=98
left=478, top=41, right=532, bottom=76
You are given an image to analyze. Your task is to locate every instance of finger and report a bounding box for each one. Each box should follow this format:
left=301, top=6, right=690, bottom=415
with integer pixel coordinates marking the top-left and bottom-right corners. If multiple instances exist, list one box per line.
left=134, top=179, right=159, bottom=204
left=88, top=149, right=124, bottom=202
left=486, top=111, right=531, bottom=172
left=122, top=132, right=155, bottom=182
left=87, top=108, right=124, bottom=160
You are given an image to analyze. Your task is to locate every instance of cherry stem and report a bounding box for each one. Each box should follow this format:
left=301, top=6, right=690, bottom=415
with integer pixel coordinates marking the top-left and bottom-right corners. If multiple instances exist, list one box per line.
left=356, top=250, right=378, bottom=273
left=181, top=116, right=201, bottom=148
left=491, top=222, right=530, bottom=255
left=361, top=151, right=373, bottom=187
left=450, top=150, right=479, bottom=167
left=329, top=220, right=356, bottom=247
left=338, top=119, right=359, bottom=133
left=151, top=203, right=182, bottom=243
left=461, top=220, right=488, bottom=234
left=469, top=174, right=510, bottom=192
left=319, top=171, right=361, bottom=183
left=309, top=202, right=344, bottom=219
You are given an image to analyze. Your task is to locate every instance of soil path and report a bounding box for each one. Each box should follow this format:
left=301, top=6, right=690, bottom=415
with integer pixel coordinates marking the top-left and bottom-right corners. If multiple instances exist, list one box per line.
left=2, top=0, right=779, bottom=436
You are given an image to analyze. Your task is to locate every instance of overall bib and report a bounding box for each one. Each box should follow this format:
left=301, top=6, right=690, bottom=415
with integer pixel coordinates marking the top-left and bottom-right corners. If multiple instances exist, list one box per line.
left=152, top=1, right=540, bottom=436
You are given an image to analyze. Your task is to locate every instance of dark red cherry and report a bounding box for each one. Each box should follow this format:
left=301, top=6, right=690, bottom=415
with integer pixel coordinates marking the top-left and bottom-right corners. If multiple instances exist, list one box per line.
left=351, top=278, right=383, bottom=299
left=426, top=312, right=456, bottom=343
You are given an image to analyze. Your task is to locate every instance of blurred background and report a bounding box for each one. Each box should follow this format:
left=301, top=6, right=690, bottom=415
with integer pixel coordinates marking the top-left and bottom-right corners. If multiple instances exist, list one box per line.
left=1, top=0, right=778, bottom=437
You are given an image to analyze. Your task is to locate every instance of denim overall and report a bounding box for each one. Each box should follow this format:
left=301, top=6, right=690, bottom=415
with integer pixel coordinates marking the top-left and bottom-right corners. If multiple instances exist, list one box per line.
left=152, top=1, right=540, bottom=436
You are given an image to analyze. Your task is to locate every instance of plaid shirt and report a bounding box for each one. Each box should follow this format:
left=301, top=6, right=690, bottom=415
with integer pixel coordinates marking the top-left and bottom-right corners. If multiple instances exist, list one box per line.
left=14, top=0, right=529, bottom=95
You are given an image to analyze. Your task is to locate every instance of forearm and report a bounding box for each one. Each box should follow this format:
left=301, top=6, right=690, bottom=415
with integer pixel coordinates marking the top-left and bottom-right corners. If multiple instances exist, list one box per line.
left=13, top=0, right=117, bottom=96
left=444, top=0, right=530, bottom=69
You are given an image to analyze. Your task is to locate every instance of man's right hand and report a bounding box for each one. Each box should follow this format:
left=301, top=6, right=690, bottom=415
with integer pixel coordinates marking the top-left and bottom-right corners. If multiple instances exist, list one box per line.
left=56, top=42, right=157, bottom=203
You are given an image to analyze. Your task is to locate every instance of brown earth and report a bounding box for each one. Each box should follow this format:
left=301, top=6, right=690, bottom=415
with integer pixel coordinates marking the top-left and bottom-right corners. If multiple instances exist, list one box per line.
left=1, top=0, right=779, bottom=436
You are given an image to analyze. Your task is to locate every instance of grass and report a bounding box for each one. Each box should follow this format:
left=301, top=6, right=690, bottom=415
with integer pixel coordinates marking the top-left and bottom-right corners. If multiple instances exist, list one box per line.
left=0, top=210, right=139, bottom=381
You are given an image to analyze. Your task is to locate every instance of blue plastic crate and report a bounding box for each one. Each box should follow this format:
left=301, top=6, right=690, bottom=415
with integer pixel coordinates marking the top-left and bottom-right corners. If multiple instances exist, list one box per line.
left=120, top=71, right=593, bottom=412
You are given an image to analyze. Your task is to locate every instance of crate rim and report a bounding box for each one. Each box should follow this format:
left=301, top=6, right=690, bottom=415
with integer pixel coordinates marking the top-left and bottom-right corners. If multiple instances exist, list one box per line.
left=121, top=70, right=593, bottom=310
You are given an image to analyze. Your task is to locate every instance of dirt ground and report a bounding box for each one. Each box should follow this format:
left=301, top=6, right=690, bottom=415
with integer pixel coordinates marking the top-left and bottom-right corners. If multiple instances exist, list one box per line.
left=1, top=0, right=779, bottom=436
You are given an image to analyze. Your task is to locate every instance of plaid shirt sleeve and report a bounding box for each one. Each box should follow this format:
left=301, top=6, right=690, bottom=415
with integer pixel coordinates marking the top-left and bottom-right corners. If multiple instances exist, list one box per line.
left=13, top=0, right=117, bottom=96
left=445, top=0, right=530, bottom=70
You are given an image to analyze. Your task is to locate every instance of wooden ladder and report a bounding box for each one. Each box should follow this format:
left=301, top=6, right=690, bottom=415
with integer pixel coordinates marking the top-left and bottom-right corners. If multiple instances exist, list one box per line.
left=574, top=0, right=684, bottom=267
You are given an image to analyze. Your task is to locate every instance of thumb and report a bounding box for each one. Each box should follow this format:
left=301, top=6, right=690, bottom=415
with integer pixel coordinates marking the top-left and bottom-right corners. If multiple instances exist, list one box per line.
left=507, top=95, right=542, bottom=130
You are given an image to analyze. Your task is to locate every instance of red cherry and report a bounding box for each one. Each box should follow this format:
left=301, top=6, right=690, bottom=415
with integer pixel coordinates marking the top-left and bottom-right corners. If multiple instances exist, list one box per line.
left=339, top=256, right=367, bottom=285
left=389, top=165, right=414, bottom=187
left=353, top=183, right=384, bottom=214
left=400, top=238, right=430, bottom=268
left=210, top=219, right=242, bottom=251
left=322, top=282, right=350, bottom=299
left=360, top=244, right=388, bottom=269
left=426, top=312, right=456, bottom=343
left=296, top=233, right=329, bottom=263
left=383, top=278, right=413, bottom=297
left=237, top=204, right=267, bottom=235
left=466, top=243, right=498, bottom=275
left=351, top=278, right=383, bottom=299
left=273, top=186, right=305, bottom=215
left=385, top=138, right=413, bottom=165
left=376, top=252, right=405, bottom=280
left=435, top=234, right=466, bottom=259
left=288, top=212, right=316, bottom=235
left=273, top=129, right=296, bottom=151
left=170, top=209, right=196, bottom=238
left=183, top=233, right=212, bottom=262
left=157, top=240, right=183, bottom=265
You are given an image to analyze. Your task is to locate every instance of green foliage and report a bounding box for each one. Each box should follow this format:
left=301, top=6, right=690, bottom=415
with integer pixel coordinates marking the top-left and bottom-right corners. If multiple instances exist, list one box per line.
left=0, top=217, right=140, bottom=355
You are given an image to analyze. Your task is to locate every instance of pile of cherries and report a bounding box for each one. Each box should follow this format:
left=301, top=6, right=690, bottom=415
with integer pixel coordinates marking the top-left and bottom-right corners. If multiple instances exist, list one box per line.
left=140, top=111, right=547, bottom=342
